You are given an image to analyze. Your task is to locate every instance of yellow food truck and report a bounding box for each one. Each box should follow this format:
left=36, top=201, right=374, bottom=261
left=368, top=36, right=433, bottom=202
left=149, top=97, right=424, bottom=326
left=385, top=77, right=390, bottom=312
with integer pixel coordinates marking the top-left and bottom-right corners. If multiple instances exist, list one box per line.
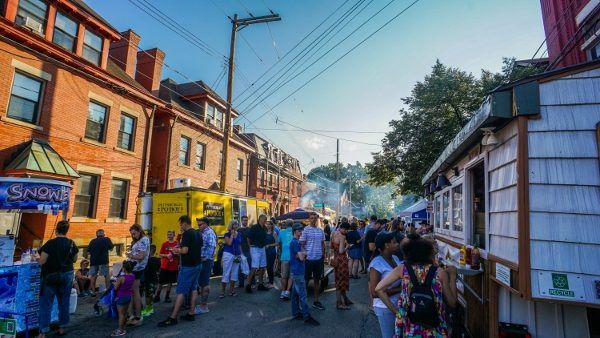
left=149, top=187, right=270, bottom=247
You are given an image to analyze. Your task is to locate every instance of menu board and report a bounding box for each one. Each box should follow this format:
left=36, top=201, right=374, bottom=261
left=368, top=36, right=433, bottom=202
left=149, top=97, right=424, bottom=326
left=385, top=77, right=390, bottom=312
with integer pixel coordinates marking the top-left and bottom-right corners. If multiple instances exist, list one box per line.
left=0, top=263, right=41, bottom=332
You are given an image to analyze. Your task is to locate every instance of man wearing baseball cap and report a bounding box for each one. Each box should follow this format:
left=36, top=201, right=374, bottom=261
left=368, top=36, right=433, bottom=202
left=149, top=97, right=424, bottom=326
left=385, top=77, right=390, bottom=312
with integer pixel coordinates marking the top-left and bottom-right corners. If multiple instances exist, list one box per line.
left=290, top=223, right=319, bottom=326
left=195, top=217, right=216, bottom=315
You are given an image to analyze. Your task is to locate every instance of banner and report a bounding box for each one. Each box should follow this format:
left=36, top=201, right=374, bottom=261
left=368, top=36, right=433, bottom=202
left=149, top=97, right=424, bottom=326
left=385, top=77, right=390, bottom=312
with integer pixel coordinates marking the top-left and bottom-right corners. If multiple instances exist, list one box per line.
left=0, top=178, right=71, bottom=213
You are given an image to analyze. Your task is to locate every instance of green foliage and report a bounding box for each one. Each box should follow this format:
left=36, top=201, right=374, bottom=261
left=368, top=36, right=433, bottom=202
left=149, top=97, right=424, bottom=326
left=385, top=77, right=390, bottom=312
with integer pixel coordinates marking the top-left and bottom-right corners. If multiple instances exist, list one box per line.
left=367, top=58, right=544, bottom=195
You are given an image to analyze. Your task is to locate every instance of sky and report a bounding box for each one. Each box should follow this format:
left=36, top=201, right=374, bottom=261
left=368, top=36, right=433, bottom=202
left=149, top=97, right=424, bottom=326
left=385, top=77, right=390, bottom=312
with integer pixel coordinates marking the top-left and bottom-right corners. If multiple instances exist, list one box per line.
left=86, top=0, right=546, bottom=173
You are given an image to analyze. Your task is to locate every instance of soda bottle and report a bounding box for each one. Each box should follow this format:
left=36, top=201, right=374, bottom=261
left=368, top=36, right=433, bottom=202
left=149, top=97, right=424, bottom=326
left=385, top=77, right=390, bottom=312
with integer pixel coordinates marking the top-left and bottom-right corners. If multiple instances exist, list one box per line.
left=471, top=246, right=481, bottom=270
left=459, top=245, right=466, bottom=266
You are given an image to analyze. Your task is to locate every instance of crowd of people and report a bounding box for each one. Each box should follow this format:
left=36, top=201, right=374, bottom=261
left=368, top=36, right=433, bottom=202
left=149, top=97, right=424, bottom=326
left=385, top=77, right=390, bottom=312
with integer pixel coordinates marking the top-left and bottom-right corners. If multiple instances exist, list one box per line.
left=34, top=213, right=453, bottom=338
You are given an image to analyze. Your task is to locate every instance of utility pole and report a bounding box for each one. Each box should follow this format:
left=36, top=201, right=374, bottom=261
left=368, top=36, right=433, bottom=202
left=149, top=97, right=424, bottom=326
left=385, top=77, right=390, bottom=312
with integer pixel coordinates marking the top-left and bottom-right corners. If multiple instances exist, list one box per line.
left=220, top=13, right=281, bottom=192
left=336, top=139, right=340, bottom=216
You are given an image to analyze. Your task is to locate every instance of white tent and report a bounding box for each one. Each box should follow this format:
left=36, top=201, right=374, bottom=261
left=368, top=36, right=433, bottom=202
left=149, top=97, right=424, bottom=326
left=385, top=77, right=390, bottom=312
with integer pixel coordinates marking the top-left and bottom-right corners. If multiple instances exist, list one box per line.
left=398, top=199, right=427, bottom=217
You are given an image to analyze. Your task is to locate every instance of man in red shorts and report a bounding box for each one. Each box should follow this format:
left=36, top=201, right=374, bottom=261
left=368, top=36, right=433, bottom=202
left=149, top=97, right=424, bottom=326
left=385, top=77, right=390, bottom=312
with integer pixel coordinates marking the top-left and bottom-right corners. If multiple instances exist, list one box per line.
left=154, top=230, right=179, bottom=303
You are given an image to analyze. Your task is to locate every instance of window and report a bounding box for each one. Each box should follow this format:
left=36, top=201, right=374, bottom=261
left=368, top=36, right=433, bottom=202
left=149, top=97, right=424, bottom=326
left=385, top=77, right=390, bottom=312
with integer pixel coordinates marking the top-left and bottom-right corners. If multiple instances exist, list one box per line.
left=73, top=173, right=98, bottom=218
left=260, top=170, right=265, bottom=186
left=452, top=185, right=463, bottom=232
left=434, top=196, right=441, bottom=228
left=117, top=114, right=135, bottom=151
left=195, top=142, right=206, bottom=170
left=16, top=0, right=47, bottom=34
left=109, top=179, right=128, bottom=219
left=179, top=136, right=190, bottom=165
left=216, top=110, right=224, bottom=129
left=442, top=190, right=450, bottom=229
left=297, top=183, right=302, bottom=197
left=591, top=41, right=600, bottom=60
left=53, top=12, right=77, bottom=51
left=8, top=72, right=43, bottom=124
left=206, top=104, right=216, bottom=123
left=85, top=101, right=108, bottom=142
left=82, top=29, right=103, bottom=65
left=269, top=174, right=273, bottom=187
left=237, top=159, right=243, bottom=181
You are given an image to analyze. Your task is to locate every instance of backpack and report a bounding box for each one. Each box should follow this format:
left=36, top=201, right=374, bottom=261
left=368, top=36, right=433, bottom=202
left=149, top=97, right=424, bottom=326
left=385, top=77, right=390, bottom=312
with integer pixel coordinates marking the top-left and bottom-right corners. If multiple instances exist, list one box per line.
left=406, top=264, right=440, bottom=328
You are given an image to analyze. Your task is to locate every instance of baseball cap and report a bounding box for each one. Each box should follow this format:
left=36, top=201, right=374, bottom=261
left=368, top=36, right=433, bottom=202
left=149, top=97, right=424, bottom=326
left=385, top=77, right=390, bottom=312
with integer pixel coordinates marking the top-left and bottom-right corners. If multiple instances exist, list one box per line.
left=375, top=232, right=396, bottom=250
left=292, top=223, right=303, bottom=231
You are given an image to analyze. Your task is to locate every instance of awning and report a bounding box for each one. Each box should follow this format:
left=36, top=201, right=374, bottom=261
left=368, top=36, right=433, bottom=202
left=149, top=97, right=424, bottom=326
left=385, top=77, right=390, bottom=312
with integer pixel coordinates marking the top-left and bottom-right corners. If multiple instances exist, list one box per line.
left=399, top=199, right=428, bottom=218
left=4, top=140, right=79, bottom=178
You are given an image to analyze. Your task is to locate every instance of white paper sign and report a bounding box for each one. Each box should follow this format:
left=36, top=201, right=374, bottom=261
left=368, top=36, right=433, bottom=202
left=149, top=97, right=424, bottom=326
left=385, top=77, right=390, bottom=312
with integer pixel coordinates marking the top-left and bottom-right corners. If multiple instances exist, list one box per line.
left=538, top=271, right=585, bottom=300
left=495, top=263, right=511, bottom=287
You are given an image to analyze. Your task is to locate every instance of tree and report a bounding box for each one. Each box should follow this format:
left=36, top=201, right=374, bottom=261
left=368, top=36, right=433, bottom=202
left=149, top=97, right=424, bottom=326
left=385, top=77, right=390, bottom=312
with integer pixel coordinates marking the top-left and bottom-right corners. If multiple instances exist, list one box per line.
left=366, top=58, right=544, bottom=195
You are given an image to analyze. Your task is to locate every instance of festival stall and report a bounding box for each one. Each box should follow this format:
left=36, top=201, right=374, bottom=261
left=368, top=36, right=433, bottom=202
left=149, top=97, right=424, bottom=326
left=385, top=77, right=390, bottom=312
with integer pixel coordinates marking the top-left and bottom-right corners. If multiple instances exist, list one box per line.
left=422, top=61, right=600, bottom=337
left=0, top=177, right=71, bottom=336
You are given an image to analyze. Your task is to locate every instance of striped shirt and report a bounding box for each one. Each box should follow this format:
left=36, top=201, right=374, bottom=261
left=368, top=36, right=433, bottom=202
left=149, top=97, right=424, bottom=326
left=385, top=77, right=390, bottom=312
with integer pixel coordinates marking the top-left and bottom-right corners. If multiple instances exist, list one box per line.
left=299, top=225, right=325, bottom=260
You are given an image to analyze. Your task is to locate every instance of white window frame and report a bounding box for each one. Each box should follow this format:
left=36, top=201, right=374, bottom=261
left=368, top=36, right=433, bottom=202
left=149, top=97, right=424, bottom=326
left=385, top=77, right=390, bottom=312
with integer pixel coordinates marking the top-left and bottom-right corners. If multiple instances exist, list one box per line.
left=463, top=154, right=490, bottom=251
left=433, top=176, right=465, bottom=240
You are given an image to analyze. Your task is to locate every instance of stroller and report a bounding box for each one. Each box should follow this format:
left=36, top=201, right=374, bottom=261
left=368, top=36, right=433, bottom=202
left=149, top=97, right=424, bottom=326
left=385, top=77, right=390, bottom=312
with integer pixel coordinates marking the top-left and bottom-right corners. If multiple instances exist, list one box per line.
left=93, top=263, right=123, bottom=319
left=93, top=282, right=117, bottom=318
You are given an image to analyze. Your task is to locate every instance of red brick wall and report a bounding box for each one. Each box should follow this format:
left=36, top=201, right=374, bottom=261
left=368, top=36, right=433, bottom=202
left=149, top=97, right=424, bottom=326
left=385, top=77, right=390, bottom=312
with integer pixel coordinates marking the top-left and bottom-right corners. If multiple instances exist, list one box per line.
left=0, top=40, right=152, bottom=248
left=148, top=113, right=250, bottom=196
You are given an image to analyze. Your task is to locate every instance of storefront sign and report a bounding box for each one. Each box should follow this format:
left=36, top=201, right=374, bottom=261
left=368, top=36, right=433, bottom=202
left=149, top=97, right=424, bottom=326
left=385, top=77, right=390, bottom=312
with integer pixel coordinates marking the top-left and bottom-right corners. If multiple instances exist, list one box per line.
left=496, top=263, right=511, bottom=287
left=203, top=202, right=225, bottom=226
left=538, top=271, right=585, bottom=300
left=0, top=178, right=70, bottom=212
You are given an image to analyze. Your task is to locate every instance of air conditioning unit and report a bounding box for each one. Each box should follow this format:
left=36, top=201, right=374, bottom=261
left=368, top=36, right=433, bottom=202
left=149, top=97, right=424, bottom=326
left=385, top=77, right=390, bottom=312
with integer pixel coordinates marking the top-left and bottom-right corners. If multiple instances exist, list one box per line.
left=170, top=178, right=191, bottom=189
left=24, top=17, right=43, bottom=34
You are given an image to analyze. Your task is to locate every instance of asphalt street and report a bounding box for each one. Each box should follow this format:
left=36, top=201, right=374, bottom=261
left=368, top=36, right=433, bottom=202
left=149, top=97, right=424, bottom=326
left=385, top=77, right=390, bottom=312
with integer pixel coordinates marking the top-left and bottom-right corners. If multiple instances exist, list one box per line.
left=66, top=273, right=381, bottom=338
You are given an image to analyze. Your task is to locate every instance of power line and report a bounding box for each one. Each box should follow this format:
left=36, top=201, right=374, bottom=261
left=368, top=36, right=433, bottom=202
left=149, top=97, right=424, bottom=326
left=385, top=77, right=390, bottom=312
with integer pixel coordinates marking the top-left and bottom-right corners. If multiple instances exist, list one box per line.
left=245, top=127, right=386, bottom=134
left=249, top=0, right=422, bottom=125
left=277, top=119, right=381, bottom=146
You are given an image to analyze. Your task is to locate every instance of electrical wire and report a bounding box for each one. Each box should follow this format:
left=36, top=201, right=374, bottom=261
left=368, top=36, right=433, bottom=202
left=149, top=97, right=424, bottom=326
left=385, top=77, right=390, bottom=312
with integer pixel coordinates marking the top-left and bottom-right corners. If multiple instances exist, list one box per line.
left=248, top=0, right=422, bottom=125
left=245, top=127, right=386, bottom=134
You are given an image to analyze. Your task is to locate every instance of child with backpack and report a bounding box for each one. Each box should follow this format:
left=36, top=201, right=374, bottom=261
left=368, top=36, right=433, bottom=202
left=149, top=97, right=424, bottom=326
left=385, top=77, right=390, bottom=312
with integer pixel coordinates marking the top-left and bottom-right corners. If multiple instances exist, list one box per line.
left=374, top=233, right=457, bottom=337
left=112, top=261, right=136, bottom=337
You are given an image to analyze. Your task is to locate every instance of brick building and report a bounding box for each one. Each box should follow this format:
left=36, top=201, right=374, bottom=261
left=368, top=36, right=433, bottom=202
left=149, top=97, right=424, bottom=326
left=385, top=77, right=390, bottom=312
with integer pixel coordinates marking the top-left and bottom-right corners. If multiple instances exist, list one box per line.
left=241, top=133, right=303, bottom=216
left=0, top=0, right=163, bottom=253
left=146, top=78, right=255, bottom=195
left=540, top=0, right=600, bottom=68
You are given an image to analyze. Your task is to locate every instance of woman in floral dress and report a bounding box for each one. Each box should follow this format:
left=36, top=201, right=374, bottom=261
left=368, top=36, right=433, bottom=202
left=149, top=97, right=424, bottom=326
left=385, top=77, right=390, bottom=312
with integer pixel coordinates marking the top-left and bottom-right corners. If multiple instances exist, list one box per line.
left=332, top=222, right=351, bottom=310
left=375, top=233, right=457, bottom=337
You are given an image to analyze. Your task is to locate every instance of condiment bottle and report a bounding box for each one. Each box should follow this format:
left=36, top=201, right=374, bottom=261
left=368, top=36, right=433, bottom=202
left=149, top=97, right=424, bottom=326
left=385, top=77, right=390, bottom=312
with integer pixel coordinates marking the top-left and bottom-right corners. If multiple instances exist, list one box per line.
left=459, top=245, right=466, bottom=266
left=471, top=246, right=481, bottom=270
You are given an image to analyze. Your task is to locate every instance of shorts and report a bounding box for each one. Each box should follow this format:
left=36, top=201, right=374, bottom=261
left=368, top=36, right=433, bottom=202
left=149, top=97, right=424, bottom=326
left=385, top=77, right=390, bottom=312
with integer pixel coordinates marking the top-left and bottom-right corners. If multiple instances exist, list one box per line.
left=144, top=280, right=156, bottom=296
left=89, top=264, right=109, bottom=277
left=176, top=265, right=201, bottom=295
left=348, top=246, right=362, bottom=260
left=280, top=261, right=290, bottom=279
left=198, top=260, right=213, bottom=288
left=250, top=246, right=267, bottom=269
left=221, top=252, right=240, bottom=283
left=159, top=269, right=178, bottom=285
left=305, top=259, right=324, bottom=281
left=115, top=296, right=132, bottom=306
left=133, top=270, right=144, bottom=280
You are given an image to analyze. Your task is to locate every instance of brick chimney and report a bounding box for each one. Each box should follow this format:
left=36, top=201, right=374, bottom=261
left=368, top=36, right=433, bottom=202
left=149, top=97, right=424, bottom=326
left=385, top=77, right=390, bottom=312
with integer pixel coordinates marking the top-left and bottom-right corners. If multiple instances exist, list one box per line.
left=108, top=30, right=140, bottom=78
left=135, top=48, right=165, bottom=95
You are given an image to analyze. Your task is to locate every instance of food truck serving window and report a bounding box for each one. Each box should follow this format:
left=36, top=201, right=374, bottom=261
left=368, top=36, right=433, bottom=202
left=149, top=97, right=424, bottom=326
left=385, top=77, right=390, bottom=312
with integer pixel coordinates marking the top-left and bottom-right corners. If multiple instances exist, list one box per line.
left=433, top=177, right=465, bottom=239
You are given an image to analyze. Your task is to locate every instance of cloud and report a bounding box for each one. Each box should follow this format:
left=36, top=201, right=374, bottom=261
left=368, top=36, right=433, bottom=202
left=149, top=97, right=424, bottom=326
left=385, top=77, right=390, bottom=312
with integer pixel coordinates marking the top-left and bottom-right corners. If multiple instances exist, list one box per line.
left=345, top=143, right=358, bottom=152
left=304, top=136, right=325, bottom=150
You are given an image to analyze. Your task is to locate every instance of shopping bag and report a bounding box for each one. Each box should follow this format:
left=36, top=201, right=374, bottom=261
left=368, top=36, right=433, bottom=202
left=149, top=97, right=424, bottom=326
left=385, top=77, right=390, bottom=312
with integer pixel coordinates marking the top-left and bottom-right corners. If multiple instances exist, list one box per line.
left=240, top=255, right=250, bottom=275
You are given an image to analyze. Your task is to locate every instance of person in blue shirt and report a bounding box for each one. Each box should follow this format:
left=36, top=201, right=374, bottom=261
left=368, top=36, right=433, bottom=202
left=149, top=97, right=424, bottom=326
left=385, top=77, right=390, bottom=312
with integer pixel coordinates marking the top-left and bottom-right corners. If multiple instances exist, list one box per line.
left=277, top=219, right=294, bottom=300
left=289, top=223, right=319, bottom=326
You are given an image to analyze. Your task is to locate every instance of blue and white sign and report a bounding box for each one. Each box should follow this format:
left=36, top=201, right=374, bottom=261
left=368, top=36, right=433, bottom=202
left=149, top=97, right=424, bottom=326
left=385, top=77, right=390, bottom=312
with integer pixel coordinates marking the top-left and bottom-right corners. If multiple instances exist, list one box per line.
left=0, top=178, right=71, bottom=213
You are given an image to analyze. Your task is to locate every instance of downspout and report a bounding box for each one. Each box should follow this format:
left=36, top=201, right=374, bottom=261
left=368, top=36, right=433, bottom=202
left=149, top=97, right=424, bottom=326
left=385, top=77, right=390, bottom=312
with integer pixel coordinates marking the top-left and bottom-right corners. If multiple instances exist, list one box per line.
left=164, top=114, right=179, bottom=190
left=140, top=104, right=156, bottom=194
left=245, top=153, right=251, bottom=197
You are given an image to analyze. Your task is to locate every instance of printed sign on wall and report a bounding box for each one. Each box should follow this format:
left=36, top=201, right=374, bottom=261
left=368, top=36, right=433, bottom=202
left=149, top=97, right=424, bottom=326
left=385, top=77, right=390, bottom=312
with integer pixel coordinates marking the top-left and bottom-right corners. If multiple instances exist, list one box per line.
left=203, top=202, right=225, bottom=226
left=0, top=178, right=70, bottom=213
left=538, top=271, right=585, bottom=301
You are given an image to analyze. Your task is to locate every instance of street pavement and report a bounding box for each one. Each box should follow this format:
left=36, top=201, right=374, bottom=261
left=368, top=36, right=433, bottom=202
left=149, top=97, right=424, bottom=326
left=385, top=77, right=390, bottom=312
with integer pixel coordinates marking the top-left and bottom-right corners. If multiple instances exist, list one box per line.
left=66, top=273, right=381, bottom=338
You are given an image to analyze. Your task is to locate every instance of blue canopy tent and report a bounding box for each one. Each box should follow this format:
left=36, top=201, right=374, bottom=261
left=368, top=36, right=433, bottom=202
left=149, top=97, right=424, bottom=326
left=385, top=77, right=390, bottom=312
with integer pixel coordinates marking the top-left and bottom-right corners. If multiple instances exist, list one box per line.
left=399, top=199, right=428, bottom=221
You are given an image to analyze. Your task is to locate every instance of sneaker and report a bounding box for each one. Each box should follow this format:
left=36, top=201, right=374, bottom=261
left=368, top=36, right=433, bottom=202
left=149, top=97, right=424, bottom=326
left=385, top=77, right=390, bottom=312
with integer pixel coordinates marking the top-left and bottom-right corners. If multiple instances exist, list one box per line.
left=194, top=305, right=210, bottom=315
left=257, top=284, right=269, bottom=291
left=141, top=306, right=154, bottom=317
left=304, top=316, right=320, bottom=326
left=110, top=329, right=126, bottom=337
left=158, top=317, right=178, bottom=327
left=280, top=292, right=285, bottom=300
left=153, top=295, right=161, bottom=303
left=180, top=313, right=195, bottom=322
left=245, top=284, right=253, bottom=294
left=312, top=301, right=325, bottom=310
left=126, top=317, right=143, bottom=327
left=164, top=297, right=172, bottom=303
left=291, top=314, right=303, bottom=321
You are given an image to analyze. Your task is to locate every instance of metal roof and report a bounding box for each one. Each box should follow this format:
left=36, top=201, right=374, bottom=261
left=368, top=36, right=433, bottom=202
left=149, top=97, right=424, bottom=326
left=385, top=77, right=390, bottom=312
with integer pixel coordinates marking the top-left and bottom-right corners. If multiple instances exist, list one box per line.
left=5, top=140, right=80, bottom=178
